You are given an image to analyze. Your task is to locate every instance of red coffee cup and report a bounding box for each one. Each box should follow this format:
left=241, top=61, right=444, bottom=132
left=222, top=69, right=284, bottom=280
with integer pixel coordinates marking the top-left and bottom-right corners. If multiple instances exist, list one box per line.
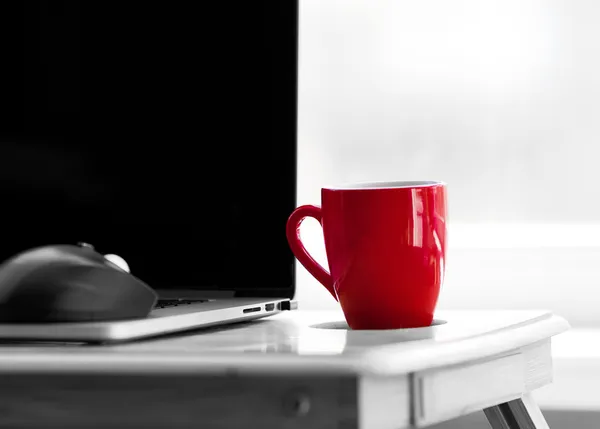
left=287, top=181, right=447, bottom=330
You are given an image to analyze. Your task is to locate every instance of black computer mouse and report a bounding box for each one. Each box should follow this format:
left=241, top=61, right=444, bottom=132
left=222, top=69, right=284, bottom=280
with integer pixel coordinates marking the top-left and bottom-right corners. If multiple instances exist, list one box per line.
left=0, top=243, right=158, bottom=323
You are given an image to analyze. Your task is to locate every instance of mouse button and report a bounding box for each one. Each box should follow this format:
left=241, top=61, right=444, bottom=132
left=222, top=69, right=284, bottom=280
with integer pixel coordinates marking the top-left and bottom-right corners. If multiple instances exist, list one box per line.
left=0, top=249, right=72, bottom=302
left=48, top=266, right=157, bottom=320
left=9, top=246, right=101, bottom=269
left=0, top=265, right=116, bottom=323
left=56, top=245, right=107, bottom=264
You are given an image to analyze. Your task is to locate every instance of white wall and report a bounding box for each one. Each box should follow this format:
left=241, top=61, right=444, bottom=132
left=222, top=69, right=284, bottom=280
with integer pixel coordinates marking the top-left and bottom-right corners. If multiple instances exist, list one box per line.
left=296, top=0, right=600, bottom=326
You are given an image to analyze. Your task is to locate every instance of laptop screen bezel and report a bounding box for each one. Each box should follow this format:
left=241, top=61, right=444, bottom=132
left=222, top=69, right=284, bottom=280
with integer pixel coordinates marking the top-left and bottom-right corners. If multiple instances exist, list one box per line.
left=229, top=0, right=298, bottom=300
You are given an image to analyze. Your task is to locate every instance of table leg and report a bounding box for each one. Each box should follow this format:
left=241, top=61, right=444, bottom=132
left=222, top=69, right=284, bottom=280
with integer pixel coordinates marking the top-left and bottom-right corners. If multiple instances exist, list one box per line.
left=483, top=393, right=550, bottom=429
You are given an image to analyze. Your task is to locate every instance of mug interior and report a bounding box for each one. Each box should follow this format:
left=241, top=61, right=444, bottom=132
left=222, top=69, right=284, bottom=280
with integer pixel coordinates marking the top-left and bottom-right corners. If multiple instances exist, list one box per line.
left=325, top=180, right=443, bottom=190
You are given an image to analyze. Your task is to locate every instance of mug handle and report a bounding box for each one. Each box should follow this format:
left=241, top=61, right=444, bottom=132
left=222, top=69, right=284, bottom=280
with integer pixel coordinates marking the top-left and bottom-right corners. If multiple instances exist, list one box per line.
left=286, top=205, right=337, bottom=301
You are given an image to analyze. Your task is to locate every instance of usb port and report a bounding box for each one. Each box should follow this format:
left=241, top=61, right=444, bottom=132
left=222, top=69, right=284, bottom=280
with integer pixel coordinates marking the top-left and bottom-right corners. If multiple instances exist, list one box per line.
left=265, top=303, right=275, bottom=312
left=243, top=306, right=261, bottom=314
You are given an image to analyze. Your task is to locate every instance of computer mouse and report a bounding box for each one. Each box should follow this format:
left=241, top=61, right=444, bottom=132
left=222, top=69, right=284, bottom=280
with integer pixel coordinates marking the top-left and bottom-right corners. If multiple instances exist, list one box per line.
left=0, top=243, right=158, bottom=323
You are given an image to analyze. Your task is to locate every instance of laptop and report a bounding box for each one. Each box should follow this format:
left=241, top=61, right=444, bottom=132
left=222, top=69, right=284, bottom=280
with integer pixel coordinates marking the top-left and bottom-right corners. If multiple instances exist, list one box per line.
left=0, top=1, right=299, bottom=343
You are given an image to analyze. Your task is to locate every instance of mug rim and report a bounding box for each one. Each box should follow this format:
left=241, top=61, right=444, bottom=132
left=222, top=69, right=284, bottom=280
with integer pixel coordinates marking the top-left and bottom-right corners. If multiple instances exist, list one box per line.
left=323, top=180, right=445, bottom=191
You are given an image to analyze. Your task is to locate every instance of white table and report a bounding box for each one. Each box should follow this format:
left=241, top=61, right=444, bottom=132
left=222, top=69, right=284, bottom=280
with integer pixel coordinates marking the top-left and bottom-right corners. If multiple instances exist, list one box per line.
left=0, top=309, right=569, bottom=428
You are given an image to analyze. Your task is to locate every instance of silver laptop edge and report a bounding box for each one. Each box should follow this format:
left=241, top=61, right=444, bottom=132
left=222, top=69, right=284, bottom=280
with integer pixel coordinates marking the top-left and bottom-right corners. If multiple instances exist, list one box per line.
left=0, top=298, right=296, bottom=343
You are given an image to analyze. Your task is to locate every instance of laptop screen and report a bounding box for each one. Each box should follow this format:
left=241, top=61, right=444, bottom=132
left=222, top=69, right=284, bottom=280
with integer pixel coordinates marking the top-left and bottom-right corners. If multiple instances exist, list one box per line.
left=0, top=1, right=297, bottom=297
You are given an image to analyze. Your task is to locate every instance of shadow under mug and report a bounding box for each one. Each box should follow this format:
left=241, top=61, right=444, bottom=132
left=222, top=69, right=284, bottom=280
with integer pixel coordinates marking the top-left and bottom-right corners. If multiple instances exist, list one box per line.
left=286, top=180, right=447, bottom=330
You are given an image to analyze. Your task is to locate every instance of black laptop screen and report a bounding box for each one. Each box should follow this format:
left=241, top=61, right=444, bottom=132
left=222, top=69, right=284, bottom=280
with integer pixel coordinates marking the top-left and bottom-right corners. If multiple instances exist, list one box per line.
left=0, top=1, right=297, bottom=297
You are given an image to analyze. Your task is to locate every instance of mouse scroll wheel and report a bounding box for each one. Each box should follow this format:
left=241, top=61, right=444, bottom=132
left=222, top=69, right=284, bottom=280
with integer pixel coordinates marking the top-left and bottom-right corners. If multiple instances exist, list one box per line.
left=104, top=254, right=131, bottom=273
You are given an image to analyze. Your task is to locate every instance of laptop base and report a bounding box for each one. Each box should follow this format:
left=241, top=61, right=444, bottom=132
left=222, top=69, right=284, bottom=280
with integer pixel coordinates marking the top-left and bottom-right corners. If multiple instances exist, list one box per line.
left=0, top=298, right=294, bottom=344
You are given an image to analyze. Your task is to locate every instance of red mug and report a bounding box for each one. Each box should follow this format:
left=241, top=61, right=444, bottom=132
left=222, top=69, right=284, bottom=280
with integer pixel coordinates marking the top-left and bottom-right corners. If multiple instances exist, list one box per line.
left=287, top=181, right=447, bottom=329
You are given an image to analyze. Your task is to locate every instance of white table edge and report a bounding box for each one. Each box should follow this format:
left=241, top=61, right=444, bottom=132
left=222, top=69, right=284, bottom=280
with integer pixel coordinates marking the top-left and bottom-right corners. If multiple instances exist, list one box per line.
left=0, top=313, right=570, bottom=378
